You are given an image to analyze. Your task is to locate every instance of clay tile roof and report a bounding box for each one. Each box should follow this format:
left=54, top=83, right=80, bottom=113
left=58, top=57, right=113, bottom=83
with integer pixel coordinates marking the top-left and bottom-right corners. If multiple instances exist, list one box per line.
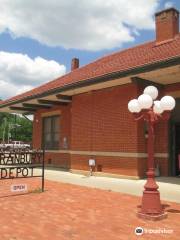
left=1, top=34, right=180, bottom=105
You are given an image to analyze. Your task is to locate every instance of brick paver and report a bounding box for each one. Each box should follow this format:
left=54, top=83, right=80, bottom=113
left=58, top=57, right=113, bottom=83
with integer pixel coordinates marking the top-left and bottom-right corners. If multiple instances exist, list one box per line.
left=0, top=179, right=179, bottom=240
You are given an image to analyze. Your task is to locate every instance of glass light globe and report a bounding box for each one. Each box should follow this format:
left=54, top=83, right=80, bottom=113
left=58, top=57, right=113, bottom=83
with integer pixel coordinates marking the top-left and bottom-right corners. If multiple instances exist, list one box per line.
left=160, top=96, right=176, bottom=111
left=138, top=94, right=153, bottom=109
left=153, top=100, right=163, bottom=114
left=128, top=99, right=141, bottom=113
left=144, top=86, right=158, bottom=100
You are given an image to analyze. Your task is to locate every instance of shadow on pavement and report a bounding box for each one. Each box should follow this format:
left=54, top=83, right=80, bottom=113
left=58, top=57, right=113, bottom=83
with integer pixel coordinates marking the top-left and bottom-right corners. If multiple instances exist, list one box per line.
left=156, top=177, right=180, bottom=185
left=166, top=209, right=180, bottom=213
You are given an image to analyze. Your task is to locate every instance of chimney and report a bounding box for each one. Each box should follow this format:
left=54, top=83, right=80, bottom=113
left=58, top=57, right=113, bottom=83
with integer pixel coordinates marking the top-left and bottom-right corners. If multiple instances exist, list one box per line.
left=71, top=58, right=79, bottom=71
left=155, top=8, right=179, bottom=43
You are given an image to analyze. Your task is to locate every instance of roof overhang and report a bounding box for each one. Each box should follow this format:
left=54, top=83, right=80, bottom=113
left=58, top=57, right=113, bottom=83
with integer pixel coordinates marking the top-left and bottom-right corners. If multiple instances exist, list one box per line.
left=0, top=95, right=72, bottom=114
left=0, top=56, right=180, bottom=114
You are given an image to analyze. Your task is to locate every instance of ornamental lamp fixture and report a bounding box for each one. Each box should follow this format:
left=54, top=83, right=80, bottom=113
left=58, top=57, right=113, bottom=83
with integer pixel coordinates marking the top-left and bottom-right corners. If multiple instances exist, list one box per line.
left=128, top=85, right=175, bottom=220
left=128, top=86, right=175, bottom=114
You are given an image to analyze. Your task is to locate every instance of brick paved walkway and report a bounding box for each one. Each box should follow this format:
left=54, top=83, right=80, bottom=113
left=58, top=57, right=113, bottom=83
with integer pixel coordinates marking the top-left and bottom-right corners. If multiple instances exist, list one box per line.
left=0, top=179, right=179, bottom=240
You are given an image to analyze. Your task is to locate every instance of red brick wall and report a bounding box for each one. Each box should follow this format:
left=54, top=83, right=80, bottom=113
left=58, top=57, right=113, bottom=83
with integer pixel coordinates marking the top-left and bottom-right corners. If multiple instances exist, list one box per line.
left=71, top=92, right=92, bottom=151
left=164, top=82, right=180, bottom=94
left=154, top=121, right=169, bottom=153
left=71, top=154, right=138, bottom=176
left=70, top=83, right=141, bottom=176
left=71, top=84, right=139, bottom=152
left=32, top=111, right=42, bottom=149
left=45, top=152, right=70, bottom=169
left=32, top=82, right=173, bottom=177
left=156, top=158, right=169, bottom=176
left=138, top=156, right=168, bottom=178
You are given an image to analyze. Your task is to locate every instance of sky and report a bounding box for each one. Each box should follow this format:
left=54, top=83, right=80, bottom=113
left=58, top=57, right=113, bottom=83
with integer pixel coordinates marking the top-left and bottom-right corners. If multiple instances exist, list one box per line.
left=0, top=0, right=179, bottom=100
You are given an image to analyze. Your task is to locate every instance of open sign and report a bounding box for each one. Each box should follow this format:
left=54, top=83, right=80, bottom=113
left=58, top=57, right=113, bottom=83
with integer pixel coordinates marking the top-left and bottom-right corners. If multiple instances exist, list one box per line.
left=11, top=184, right=27, bottom=192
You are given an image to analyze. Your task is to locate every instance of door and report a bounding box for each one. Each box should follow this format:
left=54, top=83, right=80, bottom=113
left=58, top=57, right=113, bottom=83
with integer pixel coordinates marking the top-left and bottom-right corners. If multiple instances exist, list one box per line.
left=175, top=124, right=180, bottom=176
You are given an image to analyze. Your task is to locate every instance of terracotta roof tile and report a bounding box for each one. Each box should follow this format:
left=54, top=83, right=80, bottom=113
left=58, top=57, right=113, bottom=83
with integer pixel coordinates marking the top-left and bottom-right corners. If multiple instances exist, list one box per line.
left=2, top=34, right=180, bottom=105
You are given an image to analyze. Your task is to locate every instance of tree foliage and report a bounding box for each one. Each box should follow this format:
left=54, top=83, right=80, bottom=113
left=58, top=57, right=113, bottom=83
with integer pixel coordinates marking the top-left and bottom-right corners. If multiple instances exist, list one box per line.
left=0, top=112, right=32, bottom=143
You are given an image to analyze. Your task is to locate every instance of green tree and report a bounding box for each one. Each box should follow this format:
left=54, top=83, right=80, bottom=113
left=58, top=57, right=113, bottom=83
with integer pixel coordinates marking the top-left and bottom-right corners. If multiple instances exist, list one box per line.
left=0, top=113, right=32, bottom=143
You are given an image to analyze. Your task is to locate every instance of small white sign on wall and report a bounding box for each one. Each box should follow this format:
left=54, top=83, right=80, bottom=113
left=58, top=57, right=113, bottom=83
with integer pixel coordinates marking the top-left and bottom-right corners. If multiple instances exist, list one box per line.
left=11, top=184, right=27, bottom=192
left=89, top=159, right=96, bottom=166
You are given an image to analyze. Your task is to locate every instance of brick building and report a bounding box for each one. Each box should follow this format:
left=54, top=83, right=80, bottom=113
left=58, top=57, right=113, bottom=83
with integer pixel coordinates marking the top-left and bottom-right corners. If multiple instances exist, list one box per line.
left=0, top=8, right=180, bottom=179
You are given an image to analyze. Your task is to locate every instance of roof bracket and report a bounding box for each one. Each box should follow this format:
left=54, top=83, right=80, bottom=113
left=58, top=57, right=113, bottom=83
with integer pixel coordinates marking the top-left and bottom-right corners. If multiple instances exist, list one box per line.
left=23, top=103, right=51, bottom=109
left=56, top=94, right=72, bottom=102
left=131, top=77, right=164, bottom=89
left=38, top=99, right=68, bottom=106
left=10, top=106, right=36, bottom=112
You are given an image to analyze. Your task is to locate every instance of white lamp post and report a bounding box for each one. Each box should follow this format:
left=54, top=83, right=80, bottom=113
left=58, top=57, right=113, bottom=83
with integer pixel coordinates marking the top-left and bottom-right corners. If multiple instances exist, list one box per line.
left=128, top=85, right=175, bottom=220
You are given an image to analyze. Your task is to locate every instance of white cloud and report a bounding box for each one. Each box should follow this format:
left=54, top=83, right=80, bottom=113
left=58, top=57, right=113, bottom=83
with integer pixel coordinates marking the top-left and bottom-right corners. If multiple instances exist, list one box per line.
left=164, top=1, right=174, bottom=8
left=0, top=0, right=159, bottom=51
left=0, top=51, right=66, bottom=99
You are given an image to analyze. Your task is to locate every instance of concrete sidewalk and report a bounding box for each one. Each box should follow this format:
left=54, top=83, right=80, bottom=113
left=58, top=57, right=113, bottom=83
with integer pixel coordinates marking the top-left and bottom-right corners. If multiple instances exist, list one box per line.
left=41, top=169, right=180, bottom=203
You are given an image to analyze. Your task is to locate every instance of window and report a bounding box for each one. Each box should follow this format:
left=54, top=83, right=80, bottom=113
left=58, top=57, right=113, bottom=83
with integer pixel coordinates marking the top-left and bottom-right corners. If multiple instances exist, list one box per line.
left=43, top=115, right=60, bottom=150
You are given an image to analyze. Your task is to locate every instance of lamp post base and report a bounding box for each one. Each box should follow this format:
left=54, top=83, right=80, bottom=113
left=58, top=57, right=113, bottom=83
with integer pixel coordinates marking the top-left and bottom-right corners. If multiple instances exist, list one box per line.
left=137, top=190, right=167, bottom=221
left=137, top=211, right=167, bottom=221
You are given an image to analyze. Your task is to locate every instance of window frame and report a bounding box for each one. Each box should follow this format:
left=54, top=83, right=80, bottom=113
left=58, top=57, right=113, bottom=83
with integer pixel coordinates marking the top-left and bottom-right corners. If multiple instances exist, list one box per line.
left=42, top=115, right=60, bottom=150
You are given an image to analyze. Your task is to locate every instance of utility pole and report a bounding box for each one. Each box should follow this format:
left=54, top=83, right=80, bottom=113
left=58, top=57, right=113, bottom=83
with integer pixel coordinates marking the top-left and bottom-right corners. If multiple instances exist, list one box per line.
left=14, top=114, right=17, bottom=140
left=2, top=117, right=7, bottom=143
